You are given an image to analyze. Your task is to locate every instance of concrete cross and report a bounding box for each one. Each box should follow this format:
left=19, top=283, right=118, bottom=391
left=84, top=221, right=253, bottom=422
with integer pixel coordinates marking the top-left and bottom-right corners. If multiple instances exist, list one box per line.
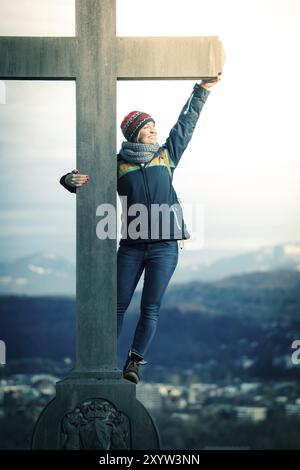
left=0, top=0, right=225, bottom=449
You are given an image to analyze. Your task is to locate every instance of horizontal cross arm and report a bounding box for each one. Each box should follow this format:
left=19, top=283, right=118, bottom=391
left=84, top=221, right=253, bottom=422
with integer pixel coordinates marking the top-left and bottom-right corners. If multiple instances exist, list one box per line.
left=0, top=37, right=77, bottom=79
left=117, top=36, right=225, bottom=80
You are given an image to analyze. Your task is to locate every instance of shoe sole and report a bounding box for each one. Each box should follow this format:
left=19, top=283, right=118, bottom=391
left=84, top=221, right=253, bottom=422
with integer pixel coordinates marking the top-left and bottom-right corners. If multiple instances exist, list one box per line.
left=123, top=371, right=139, bottom=384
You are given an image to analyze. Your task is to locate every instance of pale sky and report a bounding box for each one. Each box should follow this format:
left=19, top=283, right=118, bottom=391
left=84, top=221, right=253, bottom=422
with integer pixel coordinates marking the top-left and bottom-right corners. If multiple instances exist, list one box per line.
left=0, top=0, right=300, bottom=261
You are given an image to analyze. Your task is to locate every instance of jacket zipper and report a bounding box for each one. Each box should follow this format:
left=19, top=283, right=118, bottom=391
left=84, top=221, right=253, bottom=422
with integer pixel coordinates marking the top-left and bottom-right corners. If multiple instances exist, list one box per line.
left=140, top=163, right=152, bottom=238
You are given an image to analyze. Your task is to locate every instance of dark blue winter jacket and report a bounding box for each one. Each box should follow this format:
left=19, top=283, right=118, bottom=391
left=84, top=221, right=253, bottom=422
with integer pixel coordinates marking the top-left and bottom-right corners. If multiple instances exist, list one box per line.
left=60, top=83, right=210, bottom=246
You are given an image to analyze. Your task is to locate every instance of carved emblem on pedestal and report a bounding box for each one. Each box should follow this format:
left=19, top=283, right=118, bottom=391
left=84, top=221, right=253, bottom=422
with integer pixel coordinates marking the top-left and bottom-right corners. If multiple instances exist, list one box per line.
left=61, top=398, right=131, bottom=449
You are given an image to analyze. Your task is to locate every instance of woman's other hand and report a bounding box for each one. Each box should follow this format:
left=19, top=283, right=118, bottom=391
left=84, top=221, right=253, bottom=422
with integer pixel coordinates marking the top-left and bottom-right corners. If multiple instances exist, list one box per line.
left=65, top=169, right=90, bottom=188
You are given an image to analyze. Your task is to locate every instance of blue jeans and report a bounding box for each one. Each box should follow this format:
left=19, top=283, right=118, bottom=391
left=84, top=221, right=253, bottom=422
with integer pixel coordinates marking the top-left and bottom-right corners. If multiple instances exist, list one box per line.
left=117, top=240, right=179, bottom=359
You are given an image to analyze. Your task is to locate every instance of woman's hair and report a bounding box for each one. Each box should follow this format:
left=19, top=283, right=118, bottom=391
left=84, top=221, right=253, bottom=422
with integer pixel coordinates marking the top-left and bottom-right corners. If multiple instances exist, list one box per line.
left=134, top=130, right=141, bottom=143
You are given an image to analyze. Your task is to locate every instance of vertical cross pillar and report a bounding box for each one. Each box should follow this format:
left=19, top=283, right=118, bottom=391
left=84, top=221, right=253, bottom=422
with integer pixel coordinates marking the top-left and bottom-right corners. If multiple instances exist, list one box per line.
left=73, top=0, right=118, bottom=375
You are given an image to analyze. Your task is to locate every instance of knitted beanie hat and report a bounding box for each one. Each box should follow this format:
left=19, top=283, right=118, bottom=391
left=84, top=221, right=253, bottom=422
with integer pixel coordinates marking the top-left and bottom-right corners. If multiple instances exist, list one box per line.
left=120, top=111, right=155, bottom=142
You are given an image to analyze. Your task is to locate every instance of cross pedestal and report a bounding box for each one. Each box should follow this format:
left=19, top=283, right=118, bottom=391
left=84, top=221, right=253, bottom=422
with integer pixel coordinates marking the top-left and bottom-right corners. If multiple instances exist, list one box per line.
left=0, top=0, right=225, bottom=449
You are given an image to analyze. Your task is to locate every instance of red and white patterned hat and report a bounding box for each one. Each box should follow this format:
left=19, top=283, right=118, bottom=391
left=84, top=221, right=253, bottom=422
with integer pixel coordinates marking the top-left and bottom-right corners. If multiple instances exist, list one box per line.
left=120, top=111, right=155, bottom=142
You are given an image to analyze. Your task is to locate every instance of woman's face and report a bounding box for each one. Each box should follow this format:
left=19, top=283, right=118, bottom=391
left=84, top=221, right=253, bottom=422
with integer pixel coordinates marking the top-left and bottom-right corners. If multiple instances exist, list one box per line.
left=136, top=121, right=157, bottom=144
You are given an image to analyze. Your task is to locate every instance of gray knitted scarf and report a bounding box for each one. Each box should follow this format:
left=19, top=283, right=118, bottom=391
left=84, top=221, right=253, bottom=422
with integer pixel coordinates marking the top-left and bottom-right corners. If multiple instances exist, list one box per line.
left=119, top=141, right=160, bottom=164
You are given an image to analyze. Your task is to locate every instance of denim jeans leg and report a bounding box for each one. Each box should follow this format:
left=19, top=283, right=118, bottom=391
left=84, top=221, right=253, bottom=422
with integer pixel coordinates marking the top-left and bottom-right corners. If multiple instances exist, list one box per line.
left=131, top=241, right=179, bottom=357
left=117, top=244, right=145, bottom=338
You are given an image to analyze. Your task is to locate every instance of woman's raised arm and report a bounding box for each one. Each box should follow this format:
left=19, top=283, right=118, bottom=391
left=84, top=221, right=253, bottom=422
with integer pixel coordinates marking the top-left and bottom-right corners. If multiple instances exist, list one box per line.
left=162, top=74, right=221, bottom=170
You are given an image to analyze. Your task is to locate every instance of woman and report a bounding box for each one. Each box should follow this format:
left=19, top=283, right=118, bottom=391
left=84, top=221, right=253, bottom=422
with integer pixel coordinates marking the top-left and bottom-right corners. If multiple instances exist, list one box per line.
left=60, top=77, right=221, bottom=384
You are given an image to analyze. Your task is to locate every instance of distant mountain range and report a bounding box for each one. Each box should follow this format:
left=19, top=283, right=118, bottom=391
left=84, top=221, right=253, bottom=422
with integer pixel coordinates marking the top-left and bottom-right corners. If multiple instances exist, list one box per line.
left=171, top=241, right=300, bottom=284
left=0, top=242, right=299, bottom=296
left=0, top=252, right=75, bottom=296
left=129, top=268, right=300, bottom=321
left=1, top=269, right=299, bottom=381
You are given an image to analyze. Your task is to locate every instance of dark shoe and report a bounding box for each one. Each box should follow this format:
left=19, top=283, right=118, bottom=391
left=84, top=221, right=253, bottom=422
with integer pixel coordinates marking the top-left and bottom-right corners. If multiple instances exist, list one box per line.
left=123, top=350, right=147, bottom=384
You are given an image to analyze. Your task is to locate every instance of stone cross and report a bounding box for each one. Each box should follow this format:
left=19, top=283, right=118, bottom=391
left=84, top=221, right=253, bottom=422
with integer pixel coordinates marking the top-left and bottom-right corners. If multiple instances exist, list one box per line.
left=0, top=0, right=225, bottom=450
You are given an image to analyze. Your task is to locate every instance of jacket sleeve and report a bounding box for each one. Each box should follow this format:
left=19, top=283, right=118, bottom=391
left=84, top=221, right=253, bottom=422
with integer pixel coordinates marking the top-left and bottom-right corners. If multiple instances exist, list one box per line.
left=59, top=173, right=77, bottom=194
left=162, top=83, right=210, bottom=169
